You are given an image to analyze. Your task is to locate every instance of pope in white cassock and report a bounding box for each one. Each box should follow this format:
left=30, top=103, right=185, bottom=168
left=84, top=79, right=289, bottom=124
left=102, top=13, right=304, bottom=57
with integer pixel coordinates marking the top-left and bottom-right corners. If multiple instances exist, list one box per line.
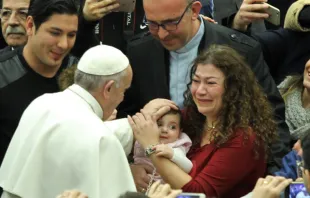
left=0, top=45, right=136, bottom=198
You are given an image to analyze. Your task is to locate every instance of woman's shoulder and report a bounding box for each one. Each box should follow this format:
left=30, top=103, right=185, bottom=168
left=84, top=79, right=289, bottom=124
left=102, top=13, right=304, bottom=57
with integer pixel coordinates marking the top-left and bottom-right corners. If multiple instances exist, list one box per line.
left=278, top=76, right=294, bottom=90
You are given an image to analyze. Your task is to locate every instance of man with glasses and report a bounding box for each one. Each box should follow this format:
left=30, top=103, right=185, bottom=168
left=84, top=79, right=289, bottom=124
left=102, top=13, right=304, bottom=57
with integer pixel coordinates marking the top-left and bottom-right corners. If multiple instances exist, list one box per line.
left=0, top=0, right=29, bottom=53
left=118, top=0, right=290, bottom=192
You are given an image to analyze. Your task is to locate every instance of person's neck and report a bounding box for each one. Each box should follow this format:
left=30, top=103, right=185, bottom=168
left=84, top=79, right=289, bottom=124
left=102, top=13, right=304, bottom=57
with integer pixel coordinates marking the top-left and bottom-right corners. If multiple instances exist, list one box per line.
left=92, top=91, right=105, bottom=119
left=200, top=116, right=217, bottom=146
left=23, top=44, right=60, bottom=78
left=302, top=87, right=310, bottom=109
left=187, top=19, right=201, bottom=46
left=206, top=116, right=217, bottom=128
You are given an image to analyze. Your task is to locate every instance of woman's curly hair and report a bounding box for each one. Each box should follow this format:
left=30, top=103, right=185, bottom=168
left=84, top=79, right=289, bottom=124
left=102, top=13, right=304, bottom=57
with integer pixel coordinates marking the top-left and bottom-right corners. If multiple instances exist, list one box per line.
left=183, top=45, right=277, bottom=159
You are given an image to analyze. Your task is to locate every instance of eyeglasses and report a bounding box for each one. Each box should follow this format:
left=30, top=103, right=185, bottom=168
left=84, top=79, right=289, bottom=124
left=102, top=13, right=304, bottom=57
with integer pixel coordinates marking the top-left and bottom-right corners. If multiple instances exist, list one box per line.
left=0, top=9, right=28, bottom=21
left=145, top=1, right=194, bottom=32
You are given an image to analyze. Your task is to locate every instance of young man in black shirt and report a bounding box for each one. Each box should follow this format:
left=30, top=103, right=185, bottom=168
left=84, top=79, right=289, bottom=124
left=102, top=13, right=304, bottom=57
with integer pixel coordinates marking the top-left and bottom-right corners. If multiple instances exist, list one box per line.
left=0, top=0, right=79, bottom=168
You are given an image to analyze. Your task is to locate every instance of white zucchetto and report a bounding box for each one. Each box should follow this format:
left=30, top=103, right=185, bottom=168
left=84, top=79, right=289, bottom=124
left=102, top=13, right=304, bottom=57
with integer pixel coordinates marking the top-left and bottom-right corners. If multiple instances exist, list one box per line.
left=77, top=45, right=129, bottom=75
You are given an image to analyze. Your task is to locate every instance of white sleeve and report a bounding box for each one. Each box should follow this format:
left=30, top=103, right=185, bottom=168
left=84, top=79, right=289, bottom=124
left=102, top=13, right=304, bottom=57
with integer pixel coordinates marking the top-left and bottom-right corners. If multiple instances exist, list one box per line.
left=98, top=134, right=136, bottom=198
left=170, top=147, right=193, bottom=173
left=103, top=118, right=134, bottom=156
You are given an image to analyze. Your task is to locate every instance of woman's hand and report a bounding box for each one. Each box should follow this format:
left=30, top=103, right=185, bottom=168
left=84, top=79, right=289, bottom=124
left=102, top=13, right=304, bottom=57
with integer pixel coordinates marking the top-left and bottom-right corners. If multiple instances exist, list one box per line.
left=143, top=99, right=178, bottom=121
left=83, top=0, right=120, bottom=21
left=128, top=110, right=160, bottom=148
left=147, top=181, right=182, bottom=198
left=56, top=190, right=88, bottom=198
left=252, top=176, right=292, bottom=198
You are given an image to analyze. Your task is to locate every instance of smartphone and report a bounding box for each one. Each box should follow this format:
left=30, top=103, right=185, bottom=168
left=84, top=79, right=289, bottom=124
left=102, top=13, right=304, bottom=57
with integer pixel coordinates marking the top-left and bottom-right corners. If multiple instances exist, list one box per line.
left=117, top=0, right=136, bottom=13
left=177, top=193, right=206, bottom=198
left=264, top=3, right=280, bottom=26
left=284, top=182, right=310, bottom=198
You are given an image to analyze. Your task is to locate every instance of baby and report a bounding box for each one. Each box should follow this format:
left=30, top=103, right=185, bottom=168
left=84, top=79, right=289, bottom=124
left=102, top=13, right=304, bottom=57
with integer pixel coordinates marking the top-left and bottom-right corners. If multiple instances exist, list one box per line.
left=133, top=109, right=193, bottom=183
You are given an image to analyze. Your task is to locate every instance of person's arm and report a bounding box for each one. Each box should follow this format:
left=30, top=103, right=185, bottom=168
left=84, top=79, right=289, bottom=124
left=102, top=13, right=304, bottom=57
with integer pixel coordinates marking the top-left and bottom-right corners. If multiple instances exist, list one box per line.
left=155, top=144, right=193, bottom=173
left=98, top=134, right=136, bottom=198
left=149, top=153, right=192, bottom=189
left=170, top=148, right=193, bottom=173
left=253, top=30, right=288, bottom=81
left=231, top=0, right=269, bottom=31
left=71, top=0, right=120, bottom=57
left=103, top=118, right=134, bottom=156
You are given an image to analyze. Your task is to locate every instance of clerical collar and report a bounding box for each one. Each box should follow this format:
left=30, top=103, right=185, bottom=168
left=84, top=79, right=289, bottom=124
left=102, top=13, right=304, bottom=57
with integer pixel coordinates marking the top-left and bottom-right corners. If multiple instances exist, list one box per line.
left=173, top=16, right=205, bottom=54
left=68, top=84, right=103, bottom=118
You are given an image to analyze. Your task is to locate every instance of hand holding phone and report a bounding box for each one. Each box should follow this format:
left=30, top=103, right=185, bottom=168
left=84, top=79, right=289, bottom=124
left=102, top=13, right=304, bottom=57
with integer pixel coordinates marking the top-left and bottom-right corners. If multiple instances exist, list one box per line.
left=83, top=0, right=120, bottom=21
left=233, top=0, right=270, bottom=31
left=263, top=3, right=280, bottom=26
left=116, top=0, right=136, bottom=13
left=252, top=176, right=292, bottom=198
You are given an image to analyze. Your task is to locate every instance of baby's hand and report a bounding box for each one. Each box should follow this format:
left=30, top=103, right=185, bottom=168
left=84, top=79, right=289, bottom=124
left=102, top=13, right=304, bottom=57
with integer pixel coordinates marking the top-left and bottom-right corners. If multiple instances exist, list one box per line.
left=154, top=144, right=173, bottom=159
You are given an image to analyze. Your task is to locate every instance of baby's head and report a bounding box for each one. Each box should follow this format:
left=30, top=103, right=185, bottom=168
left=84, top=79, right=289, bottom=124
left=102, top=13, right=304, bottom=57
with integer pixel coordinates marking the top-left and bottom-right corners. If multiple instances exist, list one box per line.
left=157, top=109, right=182, bottom=144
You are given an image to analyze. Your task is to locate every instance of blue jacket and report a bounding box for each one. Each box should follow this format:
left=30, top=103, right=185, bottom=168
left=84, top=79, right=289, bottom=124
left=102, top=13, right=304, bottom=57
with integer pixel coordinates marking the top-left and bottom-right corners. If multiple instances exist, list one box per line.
left=274, top=151, right=302, bottom=180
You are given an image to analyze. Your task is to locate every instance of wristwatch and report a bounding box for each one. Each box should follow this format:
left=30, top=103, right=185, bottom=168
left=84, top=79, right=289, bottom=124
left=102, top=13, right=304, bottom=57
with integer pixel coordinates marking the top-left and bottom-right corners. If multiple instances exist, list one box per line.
left=145, top=144, right=157, bottom=157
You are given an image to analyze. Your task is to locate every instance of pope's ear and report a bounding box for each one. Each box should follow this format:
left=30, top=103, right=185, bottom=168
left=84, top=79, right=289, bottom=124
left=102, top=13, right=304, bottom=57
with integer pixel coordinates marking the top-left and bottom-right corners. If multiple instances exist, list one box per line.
left=102, top=80, right=115, bottom=99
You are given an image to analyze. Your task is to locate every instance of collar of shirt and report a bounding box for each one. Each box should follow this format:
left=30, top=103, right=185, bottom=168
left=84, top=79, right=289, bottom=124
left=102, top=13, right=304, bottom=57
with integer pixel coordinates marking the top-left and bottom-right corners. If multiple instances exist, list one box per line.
left=68, top=84, right=103, bottom=118
left=173, top=16, right=205, bottom=54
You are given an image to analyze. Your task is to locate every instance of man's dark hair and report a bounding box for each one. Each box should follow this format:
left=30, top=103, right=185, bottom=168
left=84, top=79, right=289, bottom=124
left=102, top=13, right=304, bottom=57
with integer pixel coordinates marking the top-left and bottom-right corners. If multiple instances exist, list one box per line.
left=28, top=0, right=78, bottom=30
left=302, top=132, right=310, bottom=169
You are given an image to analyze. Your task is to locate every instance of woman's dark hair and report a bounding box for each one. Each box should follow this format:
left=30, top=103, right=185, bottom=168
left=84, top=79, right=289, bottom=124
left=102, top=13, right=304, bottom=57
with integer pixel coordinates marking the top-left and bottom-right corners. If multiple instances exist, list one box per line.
left=28, top=0, right=78, bottom=30
left=183, top=45, right=277, bottom=159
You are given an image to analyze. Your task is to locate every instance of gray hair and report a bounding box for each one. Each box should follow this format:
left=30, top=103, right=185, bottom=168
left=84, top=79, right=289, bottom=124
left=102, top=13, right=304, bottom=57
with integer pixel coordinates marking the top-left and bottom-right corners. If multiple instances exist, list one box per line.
left=74, top=69, right=128, bottom=92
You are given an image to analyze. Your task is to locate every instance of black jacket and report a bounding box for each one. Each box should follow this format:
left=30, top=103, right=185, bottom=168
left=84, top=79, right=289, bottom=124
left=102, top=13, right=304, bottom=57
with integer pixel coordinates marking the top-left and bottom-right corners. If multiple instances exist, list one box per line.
left=254, top=29, right=310, bottom=84
left=118, top=20, right=291, bottom=173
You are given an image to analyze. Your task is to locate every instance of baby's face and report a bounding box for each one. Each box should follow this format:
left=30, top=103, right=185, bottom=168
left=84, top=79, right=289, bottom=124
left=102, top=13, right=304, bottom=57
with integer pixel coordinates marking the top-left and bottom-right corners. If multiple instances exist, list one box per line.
left=157, top=114, right=181, bottom=144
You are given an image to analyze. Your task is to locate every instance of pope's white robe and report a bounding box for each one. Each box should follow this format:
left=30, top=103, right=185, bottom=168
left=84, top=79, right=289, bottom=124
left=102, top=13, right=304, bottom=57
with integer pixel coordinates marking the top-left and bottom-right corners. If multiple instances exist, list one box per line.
left=0, top=84, right=136, bottom=198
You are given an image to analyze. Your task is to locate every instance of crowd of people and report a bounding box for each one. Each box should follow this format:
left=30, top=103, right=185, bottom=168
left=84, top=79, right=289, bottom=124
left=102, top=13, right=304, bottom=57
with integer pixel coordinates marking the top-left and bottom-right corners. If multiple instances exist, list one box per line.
left=0, top=0, right=309, bottom=197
